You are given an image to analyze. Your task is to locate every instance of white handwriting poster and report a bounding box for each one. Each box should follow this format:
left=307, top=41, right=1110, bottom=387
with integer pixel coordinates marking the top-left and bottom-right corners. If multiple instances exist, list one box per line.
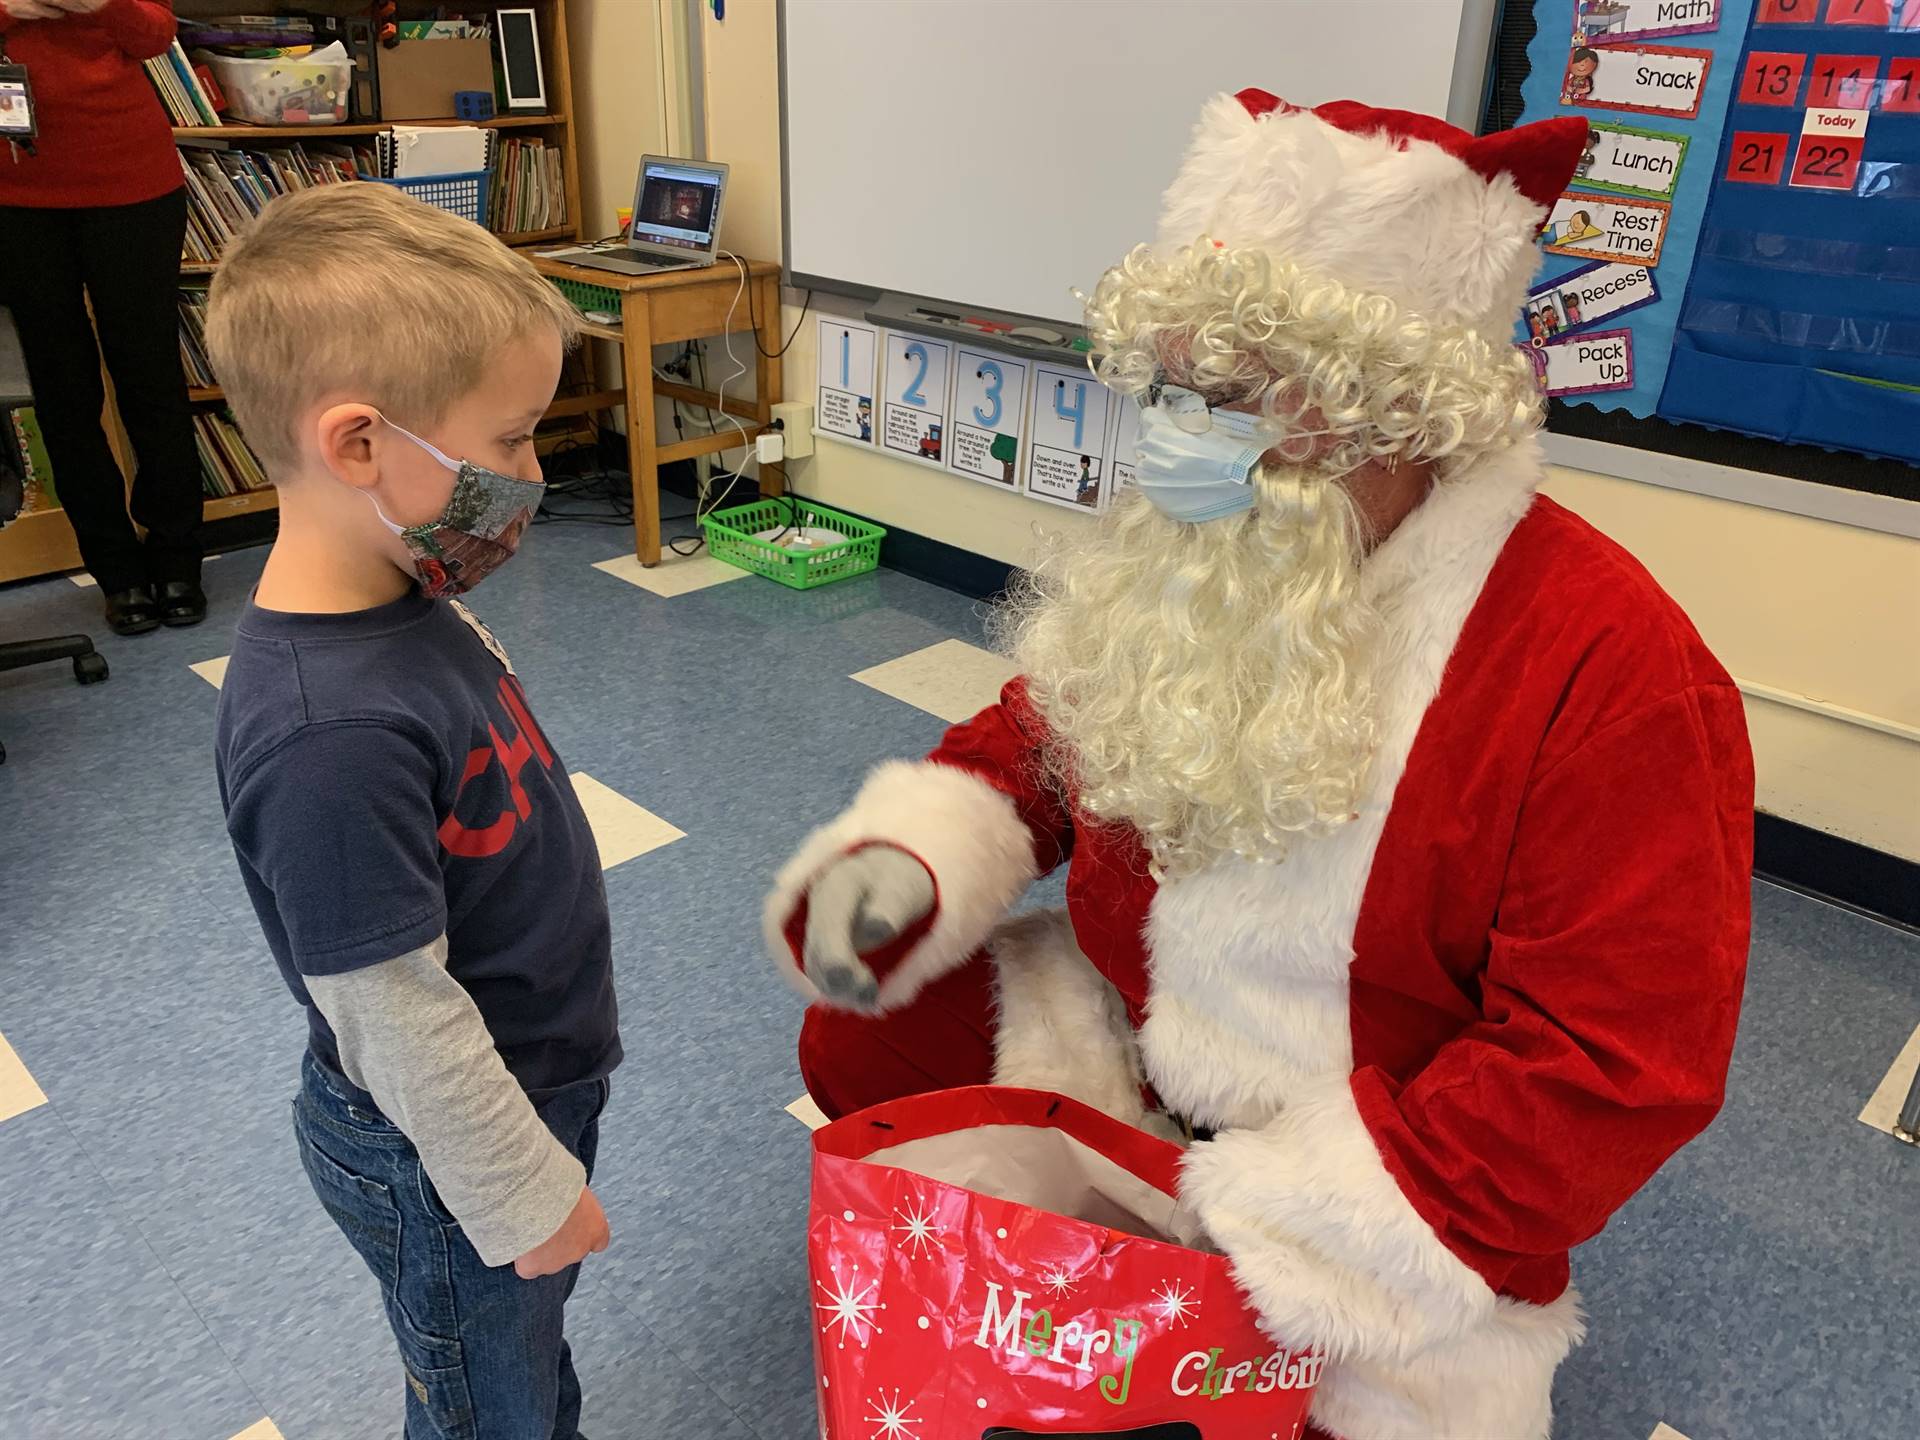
left=947, top=346, right=1030, bottom=489
left=879, top=332, right=953, bottom=468
left=816, top=316, right=877, bottom=444
left=1024, top=361, right=1114, bottom=511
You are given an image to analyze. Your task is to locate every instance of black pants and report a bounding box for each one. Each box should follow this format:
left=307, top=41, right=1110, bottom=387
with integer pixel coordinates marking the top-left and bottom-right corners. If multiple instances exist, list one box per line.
left=0, top=188, right=203, bottom=591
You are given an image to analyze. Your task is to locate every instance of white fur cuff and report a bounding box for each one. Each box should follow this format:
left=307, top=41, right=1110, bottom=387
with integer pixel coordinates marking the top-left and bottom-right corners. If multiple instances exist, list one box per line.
left=763, top=760, right=1041, bottom=1010
left=1180, top=1076, right=1496, bottom=1366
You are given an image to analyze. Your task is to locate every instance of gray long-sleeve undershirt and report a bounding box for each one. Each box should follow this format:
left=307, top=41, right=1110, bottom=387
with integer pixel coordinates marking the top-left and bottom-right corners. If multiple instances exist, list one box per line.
left=305, top=938, right=584, bottom=1268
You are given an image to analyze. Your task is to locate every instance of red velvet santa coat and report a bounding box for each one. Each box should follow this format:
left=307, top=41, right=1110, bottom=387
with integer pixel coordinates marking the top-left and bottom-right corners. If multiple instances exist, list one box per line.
left=768, top=439, right=1753, bottom=1438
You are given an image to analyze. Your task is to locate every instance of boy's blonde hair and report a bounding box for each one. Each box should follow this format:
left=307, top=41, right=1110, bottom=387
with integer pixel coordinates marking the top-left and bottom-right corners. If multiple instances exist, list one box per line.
left=206, top=183, right=581, bottom=473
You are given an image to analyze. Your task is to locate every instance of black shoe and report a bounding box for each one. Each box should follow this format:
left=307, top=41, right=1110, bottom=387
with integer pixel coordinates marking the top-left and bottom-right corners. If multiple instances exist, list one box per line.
left=158, top=579, right=208, bottom=628
left=104, top=585, right=162, bottom=636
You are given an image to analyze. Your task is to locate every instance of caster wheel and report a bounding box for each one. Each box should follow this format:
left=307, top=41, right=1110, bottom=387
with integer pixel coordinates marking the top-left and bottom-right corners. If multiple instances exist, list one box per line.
left=73, top=652, right=109, bottom=685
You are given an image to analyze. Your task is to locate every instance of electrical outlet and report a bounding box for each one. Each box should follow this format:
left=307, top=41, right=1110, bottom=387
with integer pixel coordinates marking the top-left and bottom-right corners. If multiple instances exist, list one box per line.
left=771, top=401, right=815, bottom=458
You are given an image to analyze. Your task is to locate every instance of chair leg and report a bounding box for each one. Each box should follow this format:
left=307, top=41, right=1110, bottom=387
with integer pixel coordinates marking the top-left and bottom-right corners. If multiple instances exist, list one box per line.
left=1896, top=1053, right=1920, bottom=1146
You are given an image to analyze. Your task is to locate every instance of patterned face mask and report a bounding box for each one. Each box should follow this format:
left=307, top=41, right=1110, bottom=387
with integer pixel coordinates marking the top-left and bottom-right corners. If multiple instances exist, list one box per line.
left=368, top=414, right=546, bottom=598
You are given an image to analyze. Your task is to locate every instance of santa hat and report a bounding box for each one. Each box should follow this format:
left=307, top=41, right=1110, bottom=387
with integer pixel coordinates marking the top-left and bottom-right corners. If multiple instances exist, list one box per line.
left=1156, top=91, right=1588, bottom=342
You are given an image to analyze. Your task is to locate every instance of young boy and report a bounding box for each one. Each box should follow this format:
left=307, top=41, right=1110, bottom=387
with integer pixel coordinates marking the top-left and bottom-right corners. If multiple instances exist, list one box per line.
left=208, top=184, right=619, bottom=1438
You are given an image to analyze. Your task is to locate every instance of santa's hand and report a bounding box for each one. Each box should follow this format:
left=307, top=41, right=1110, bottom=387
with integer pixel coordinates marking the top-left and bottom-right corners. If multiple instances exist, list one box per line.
left=802, top=845, right=935, bottom=1011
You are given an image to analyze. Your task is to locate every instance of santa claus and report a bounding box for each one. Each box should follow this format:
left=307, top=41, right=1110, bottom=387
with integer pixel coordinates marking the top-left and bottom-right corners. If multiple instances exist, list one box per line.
left=766, top=91, right=1753, bottom=1439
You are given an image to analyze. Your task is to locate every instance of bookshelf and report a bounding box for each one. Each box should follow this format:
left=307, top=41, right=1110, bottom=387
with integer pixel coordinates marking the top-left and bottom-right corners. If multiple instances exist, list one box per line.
left=0, top=0, right=585, bottom=585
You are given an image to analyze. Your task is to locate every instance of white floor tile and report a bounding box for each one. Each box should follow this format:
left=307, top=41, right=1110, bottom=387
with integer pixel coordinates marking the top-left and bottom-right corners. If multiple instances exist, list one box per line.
left=1650, top=1425, right=1691, bottom=1440
left=851, top=638, right=1019, bottom=724
left=190, top=656, right=230, bottom=689
left=786, top=1094, right=828, bottom=1130
left=1858, top=1023, right=1920, bottom=1137
left=569, top=772, right=685, bottom=871
left=0, top=1030, right=48, bottom=1125
left=592, top=548, right=750, bottom=598
left=228, top=1422, right=286, bottom=1440
left=67, top=573, right=97, bottom=589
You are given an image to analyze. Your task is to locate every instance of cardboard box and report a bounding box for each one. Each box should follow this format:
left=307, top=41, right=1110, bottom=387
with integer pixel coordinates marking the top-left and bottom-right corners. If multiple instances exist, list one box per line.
left=376, top=37, right=494, bottom=121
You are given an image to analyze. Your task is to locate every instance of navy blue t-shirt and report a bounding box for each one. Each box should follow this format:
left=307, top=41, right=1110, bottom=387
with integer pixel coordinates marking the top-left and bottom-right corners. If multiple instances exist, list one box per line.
left=215, top=589, right=620, bottom=1099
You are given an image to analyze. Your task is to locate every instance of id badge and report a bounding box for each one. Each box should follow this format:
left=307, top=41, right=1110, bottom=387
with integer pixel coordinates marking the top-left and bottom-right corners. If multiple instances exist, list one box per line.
left=0, top=62, right=37, bottom=143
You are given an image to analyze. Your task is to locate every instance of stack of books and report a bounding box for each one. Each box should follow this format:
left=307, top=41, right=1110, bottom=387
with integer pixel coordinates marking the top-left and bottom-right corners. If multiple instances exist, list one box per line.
left=179, top=140, right=372, bottom=264
left=489, top=137, right=568, bottom=237
left=177, top=287, right=216, bottom=389
left=144, top=40, right=222, bottom=127
left=192, top=411, right=269, bottom=498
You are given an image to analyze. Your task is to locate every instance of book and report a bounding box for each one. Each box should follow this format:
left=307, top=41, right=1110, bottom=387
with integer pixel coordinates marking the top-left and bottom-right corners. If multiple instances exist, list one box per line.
left=177, top=138, right=372, bottom=265
left=143, top=40, right=221, bottom=125
left=488, top=137, right=568, bottom=238
left=8, top=406, right=56, bottom=511
left=192, top=410, right=268, bottom=498
left=177, top=287, right=215, bottom=389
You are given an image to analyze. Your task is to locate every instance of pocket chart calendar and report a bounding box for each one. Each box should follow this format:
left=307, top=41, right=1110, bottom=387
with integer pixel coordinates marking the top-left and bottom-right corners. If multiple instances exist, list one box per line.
left=1023, top=361, right=1114, bottom=512
left=879, top=332, right=953, bottom=469
left=947, top=347, right=1031, bottom=489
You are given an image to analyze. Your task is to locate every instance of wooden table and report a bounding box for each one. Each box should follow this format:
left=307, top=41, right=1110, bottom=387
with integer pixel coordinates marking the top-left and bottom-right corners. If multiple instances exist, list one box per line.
left=533, top=254, right=785, bottom=566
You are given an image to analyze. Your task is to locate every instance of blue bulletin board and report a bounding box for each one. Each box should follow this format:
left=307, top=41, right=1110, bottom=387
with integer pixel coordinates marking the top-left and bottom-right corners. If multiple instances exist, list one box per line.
left=1516, top=1, right=1758, bottom=416
left=1507, top=0, right=1920, bottom=477
left=1659, top=2, right=1920, bottom=464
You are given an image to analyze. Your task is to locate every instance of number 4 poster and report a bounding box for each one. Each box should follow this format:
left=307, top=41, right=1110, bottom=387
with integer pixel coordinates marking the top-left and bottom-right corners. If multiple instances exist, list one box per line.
left=816, top=315, right=877, bottom=445
left=880, top=332, right=953, bottom=468
left=1023, top=361, right=1114, bottom=511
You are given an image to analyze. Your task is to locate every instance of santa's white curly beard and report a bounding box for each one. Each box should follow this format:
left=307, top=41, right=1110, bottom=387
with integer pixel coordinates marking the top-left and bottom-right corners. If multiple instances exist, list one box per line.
left=997, top=472, right=1380, bottom=879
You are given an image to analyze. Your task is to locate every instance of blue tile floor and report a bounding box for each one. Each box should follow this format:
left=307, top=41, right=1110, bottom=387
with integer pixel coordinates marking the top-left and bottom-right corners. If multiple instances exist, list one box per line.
left=0, top=523, right=1914, bottom=1440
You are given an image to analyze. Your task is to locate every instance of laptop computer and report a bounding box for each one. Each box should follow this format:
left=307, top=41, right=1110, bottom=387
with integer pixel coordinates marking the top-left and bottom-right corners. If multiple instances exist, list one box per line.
left=563, top=155, right=729, bottom=277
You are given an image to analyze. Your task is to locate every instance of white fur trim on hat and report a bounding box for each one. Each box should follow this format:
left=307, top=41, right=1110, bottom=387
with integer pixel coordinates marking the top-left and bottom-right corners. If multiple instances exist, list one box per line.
left=1157, top=95, right=1548, bottom=341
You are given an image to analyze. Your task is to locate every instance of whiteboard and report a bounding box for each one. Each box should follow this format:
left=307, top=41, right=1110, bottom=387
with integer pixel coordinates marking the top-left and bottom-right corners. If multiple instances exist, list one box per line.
left=781, top=0, right=1489, bottom=324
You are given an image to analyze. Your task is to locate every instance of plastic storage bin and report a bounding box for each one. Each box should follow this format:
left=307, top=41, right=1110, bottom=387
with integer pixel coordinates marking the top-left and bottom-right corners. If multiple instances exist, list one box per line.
left=701, top=498, right=885, bottom=590
left=357, top=172, right=490, bottom=228
left=197, top=43, right=350, bottom=126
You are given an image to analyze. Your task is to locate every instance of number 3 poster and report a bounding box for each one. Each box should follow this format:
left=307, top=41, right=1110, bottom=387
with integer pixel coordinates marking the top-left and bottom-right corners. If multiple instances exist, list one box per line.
left=947, top=347, right=1029, bottom=489
left=1023, top=362, right=1114, bottom=511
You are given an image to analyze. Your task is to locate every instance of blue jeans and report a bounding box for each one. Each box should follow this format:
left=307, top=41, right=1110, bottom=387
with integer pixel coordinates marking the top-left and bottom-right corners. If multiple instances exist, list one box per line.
left=293, top=1052, right=609, bottom=1440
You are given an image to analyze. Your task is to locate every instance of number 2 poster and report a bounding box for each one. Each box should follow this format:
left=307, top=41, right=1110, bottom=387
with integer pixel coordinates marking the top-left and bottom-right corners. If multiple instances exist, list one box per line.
left=880, top=332, right=953, bottom=468
left=816, top=316, right=877, bottom=445
left=1023, top=361, right=1113, bottom=511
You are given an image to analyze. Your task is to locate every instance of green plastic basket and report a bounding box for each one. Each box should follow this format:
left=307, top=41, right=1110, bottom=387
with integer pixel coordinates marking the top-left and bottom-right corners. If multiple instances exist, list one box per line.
left=549, top=276, right=622, bottom=316
left=701, top=498, right=886, bottom=590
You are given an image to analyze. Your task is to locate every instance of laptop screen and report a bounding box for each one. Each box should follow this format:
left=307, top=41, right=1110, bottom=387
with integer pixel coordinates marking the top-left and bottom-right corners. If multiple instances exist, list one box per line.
left=631, top=161, right=723, bottom=253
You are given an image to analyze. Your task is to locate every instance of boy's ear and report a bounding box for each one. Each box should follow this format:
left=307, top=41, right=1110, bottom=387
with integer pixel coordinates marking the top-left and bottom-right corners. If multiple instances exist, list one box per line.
left=314, top=403, right=387, bottom=492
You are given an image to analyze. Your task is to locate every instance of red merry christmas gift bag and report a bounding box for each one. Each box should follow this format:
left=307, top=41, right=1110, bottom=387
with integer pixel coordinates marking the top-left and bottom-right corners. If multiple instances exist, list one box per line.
left=808, top=1086, right=1320, bottom=1440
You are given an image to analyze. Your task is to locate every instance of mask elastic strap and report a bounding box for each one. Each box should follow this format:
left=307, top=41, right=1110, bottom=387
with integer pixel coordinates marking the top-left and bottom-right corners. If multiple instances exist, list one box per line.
left=374, top=411, right=463, bottom=472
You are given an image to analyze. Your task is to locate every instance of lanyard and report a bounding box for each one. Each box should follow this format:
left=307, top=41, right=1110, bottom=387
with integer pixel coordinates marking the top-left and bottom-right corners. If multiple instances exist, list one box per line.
left=0, top=29, right=37, bottom=161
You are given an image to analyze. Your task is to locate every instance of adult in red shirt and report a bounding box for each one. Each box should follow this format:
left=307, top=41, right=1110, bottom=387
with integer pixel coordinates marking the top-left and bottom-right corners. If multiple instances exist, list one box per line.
left=0, top=0, right=204, bottom=631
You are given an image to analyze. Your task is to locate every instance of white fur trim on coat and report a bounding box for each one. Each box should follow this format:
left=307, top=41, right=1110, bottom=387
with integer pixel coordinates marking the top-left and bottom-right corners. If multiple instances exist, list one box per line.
left=762, top=759, right=1039, bottom=1012
left=988, top=909, right=1147, bottom=1129
left=1182, top=1078, right=1585, bottom=1439
left=1158, top=94, right=1547, bottom=342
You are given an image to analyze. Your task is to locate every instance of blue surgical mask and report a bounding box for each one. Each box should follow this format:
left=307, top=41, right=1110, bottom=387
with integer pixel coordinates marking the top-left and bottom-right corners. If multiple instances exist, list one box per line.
left=1131, top=386, right=1275, bottom=524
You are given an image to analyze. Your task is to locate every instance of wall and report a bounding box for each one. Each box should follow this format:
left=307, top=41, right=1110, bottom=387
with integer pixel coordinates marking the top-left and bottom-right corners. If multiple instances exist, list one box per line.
left=693, top=0, right=1919, bottom=860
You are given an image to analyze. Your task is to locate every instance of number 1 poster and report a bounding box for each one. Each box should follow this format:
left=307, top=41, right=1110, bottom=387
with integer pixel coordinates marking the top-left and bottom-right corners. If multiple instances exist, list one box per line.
left=816, top=315, right=877, bottom=445
left=1023, top=361, right=1114, bottom=511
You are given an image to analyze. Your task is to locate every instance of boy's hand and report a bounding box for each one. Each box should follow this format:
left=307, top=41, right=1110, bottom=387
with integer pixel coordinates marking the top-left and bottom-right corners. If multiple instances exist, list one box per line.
left=514, top=1185, right=609, bottom=1279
